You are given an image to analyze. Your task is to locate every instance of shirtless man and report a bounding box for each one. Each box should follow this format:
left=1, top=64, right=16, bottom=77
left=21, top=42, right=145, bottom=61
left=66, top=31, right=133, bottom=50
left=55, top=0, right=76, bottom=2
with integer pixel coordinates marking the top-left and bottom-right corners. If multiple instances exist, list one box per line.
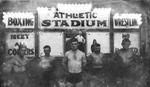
left=3, top=44, right=28, bottom=87
left=39, top=45, right=55, bottom=87
left=113, top=38, right=136, bottom=66
left=88, top=43, right=104, bottom=75
left=62, top=38, right=87, bottom=87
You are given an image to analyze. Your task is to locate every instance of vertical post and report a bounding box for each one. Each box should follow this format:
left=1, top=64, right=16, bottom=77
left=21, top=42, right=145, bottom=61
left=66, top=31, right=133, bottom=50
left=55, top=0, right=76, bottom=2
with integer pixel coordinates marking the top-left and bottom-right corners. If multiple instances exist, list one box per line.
left=144, top=0, right=150, bottom=58
left=110, top=11, right=114, bottom=55
left=34, top=12, right=39, bottom=59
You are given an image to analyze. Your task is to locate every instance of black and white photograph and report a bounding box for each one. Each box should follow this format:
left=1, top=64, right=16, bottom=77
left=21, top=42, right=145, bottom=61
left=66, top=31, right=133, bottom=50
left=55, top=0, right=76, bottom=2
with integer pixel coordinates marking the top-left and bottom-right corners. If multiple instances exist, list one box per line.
left=0, top=0, right=150, bottom=87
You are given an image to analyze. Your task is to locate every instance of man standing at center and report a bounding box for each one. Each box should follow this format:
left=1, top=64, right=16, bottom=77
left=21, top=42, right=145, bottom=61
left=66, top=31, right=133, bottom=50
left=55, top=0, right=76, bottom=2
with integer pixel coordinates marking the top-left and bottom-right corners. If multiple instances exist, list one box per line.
left=39, top=45, right=55, bottom=87
left=62, top=38, right=87, bottom=87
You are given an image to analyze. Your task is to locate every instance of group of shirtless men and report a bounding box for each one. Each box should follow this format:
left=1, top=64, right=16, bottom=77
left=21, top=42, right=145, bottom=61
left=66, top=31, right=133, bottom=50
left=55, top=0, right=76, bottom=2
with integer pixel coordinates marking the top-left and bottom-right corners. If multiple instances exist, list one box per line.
left=3, top=37, right=136, bottom=87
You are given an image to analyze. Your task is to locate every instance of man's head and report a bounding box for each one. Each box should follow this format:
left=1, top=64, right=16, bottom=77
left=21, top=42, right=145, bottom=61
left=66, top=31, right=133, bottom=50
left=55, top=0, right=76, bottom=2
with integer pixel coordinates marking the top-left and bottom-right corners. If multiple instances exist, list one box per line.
left=43, top=45, right=51, bottom=56
left=18, top=44, right=27, bottom=57
left=79, top=31, right=82, bottom=35
left=70, top=38, right=79, bottom=51
left=94, top=43, right=101, bottom=53
left=121, top=39, right=131, bottom=50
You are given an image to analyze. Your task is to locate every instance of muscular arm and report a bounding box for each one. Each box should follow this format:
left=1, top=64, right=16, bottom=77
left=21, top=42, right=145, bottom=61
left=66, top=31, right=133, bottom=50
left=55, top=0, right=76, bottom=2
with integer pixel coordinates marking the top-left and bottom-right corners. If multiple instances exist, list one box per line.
left=82, top=54, right=87, bottom=68
left=87, top=54, right=93, bottom=67
left=39, top=57, right=43, bottom=67
left=2, top=58, right=14, bottom=82
left=3, top=58, right=14, bottom=73
left=130, top=49, right=138, bottom=63
left=51, top=57, right=56, bottom=68
left=62, top=54, right=68, bottom=70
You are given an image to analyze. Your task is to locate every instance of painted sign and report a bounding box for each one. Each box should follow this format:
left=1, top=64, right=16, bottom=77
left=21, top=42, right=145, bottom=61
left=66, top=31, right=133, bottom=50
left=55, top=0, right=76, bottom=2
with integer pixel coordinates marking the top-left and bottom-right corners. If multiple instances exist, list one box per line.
left=114, top=32, right=140, bottom=54
left=86, top=32, right=110, bottom=55
left=37, top=7, right=111, bottom=29
left=6, top=32, right=35, bottom=57
left=113, top=13, right=142, bottom=29
left=3, top=12, right=35, bottom=28
left=39, top=32, right=64, bottom=56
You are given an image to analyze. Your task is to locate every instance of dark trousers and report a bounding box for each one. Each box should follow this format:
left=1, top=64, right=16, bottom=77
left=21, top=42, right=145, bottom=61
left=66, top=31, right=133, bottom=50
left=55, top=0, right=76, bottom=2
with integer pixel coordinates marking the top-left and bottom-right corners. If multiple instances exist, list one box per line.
left=40, top=70, right=54, bottom=87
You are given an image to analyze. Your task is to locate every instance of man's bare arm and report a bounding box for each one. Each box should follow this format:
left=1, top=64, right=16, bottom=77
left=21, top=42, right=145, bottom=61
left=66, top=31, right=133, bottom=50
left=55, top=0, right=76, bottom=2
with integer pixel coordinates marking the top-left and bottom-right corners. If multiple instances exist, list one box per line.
left=82, top=54, right=87, bottom=67
left=62, top=56, right=68, bottom=70
left=3, top=58, right=14, bottom=73
left=2, top=58, right=14, bottom=84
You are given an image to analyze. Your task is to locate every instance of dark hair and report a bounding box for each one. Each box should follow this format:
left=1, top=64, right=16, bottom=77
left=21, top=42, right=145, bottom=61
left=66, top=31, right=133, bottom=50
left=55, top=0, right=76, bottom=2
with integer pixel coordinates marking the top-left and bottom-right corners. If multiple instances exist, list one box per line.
left=70, top=38, right=78, bottom=43
left=93, top=39, right=96, bottom=41
left=43, top=45, right=51, bottom=49
left=94, top=43, right=100, bottom=47
left=122, top=38, right=131, bottom=44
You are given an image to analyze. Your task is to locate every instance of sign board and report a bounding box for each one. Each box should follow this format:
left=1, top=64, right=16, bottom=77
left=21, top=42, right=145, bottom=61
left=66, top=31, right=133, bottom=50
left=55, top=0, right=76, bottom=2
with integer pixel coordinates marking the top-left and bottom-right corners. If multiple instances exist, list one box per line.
left=114, top=32, right=140, bottom=54
left=3, top=12, right=35, bottom=28
left=86, top=32, right=110, bottom=55
left=6, top=32, right=35, bottom=57
left=37, top=7, right=111, bottom=29
left=113, top=13, right=142, bottom=29
left=39, top=32, right=64, bottom=56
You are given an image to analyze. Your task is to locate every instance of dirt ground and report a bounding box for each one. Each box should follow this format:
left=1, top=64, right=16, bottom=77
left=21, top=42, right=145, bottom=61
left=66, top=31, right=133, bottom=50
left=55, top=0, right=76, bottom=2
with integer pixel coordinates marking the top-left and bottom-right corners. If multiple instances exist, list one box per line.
left=1, top=55, right=150, bottom=87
